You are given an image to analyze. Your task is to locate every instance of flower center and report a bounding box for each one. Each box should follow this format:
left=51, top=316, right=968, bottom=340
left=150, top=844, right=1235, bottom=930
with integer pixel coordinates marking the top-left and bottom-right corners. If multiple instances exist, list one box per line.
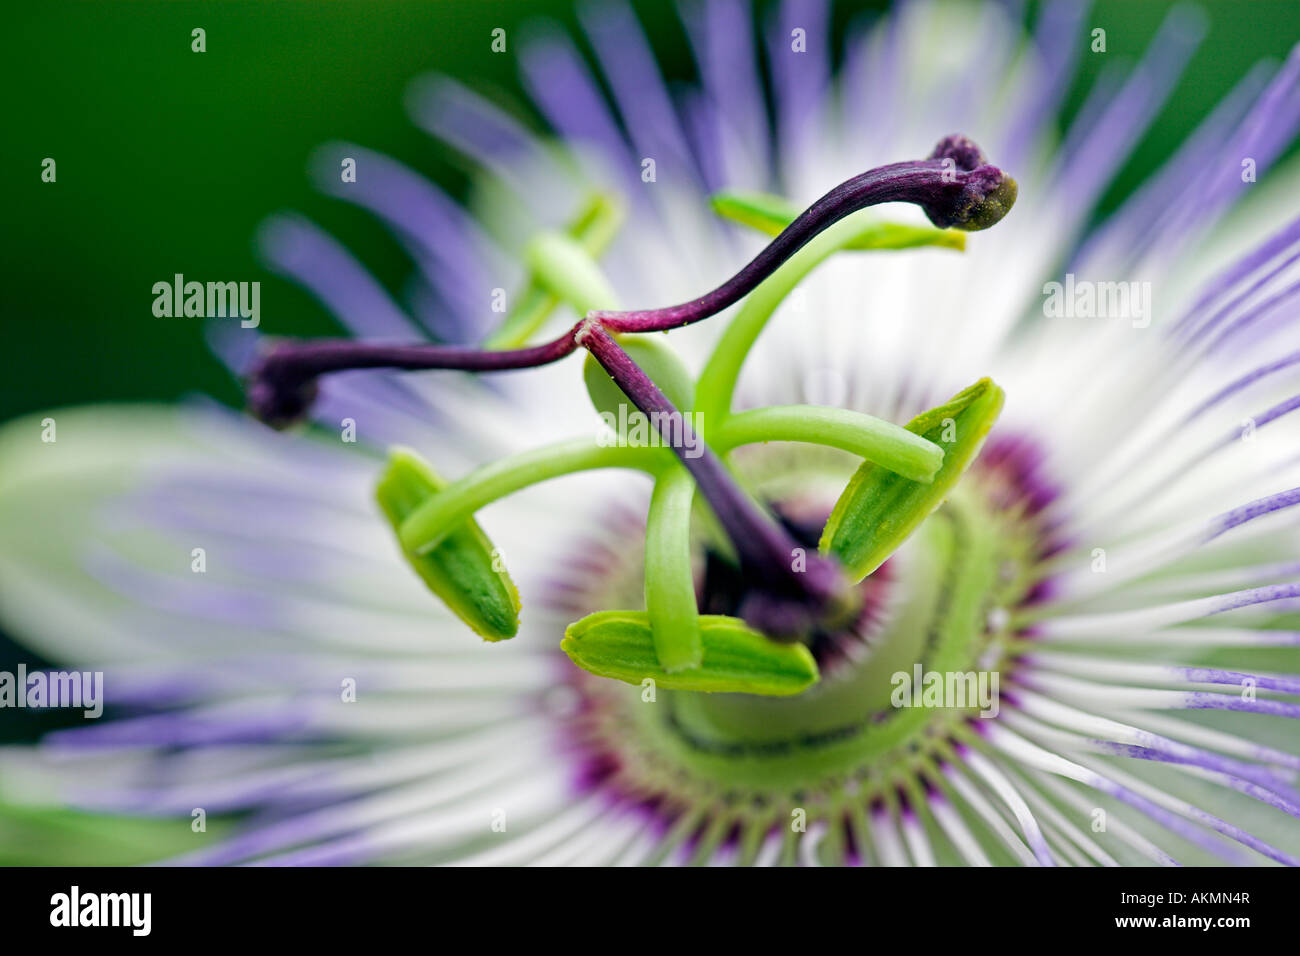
left=552, top=434, right=1059, bottom=858
left=697, top=503, right=896, bottom=676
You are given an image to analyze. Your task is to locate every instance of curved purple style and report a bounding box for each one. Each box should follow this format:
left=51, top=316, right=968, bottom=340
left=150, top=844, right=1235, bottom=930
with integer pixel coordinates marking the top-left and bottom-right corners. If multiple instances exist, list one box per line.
left=598, top=135, right=1017, bottom=333
left=244, top=134, right=1016, bottom=427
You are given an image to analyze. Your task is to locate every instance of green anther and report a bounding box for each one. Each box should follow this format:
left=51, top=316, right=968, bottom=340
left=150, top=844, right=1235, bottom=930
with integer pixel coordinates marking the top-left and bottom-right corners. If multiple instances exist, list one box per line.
left=485, top=193, right=623, bottom=348
left=561, top=610, right=819, bottom=696
left=525, top=231, right=620, bottom=315
left=820, top=378, right=1004, bottom=581
left=376, top=446, right=520, bottom=641
left=710, top=190, right=966, bottom=251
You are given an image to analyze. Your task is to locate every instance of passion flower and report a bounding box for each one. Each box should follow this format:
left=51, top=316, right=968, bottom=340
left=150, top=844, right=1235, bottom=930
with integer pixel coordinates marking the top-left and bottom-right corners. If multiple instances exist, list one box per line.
left=2, top=0, right=1300, bottom=868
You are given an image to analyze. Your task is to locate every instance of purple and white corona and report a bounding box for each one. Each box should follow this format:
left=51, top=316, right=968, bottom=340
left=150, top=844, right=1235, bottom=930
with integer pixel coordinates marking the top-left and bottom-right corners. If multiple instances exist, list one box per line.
left=3, top=0, right=1300, bottom=868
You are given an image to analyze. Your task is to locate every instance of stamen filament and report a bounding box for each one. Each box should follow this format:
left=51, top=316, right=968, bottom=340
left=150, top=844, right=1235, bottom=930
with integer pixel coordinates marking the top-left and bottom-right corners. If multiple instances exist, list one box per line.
left=643, top=468, right=703, bottom=671
left=695, top=214, right=880, bottom=424
left=715, top=405, right=942, bottom=482
left=400, top=437, right=661, bottom=555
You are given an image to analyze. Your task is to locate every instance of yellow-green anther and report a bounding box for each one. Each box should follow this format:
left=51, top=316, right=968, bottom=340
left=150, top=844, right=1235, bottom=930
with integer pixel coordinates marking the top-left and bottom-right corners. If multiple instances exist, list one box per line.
left=485, top=193, right=624, bottom=349
left=376, top=446, right=521, bottom=641
left=561, top=610, right=819, bottom=695
left=643, top=468, right=702, bottom=672
left=820, top=378, right=1004, bottom=581
left=711, top=190, right=966, bottom=251
left=525, top=231, right=620, bottom=315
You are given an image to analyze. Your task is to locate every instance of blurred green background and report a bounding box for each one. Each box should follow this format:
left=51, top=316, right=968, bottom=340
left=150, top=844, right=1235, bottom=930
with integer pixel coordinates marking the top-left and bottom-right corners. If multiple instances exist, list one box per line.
left=1, top=0, right=1299, bottom=744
